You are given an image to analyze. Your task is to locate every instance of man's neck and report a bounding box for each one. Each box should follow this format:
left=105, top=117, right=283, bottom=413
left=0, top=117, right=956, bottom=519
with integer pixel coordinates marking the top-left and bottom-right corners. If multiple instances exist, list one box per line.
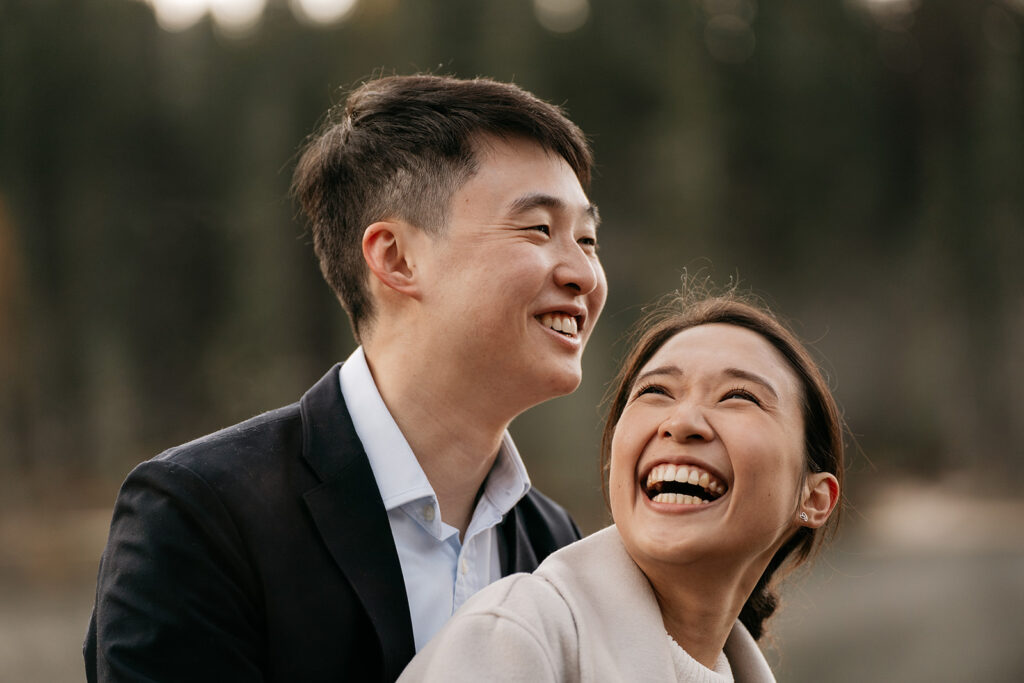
left=363, top=342, right=513, bottom=539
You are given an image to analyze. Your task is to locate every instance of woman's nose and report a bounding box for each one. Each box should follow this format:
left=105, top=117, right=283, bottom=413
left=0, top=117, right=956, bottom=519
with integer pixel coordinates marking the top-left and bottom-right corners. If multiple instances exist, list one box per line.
left=660, top=403, right=715, bottom=442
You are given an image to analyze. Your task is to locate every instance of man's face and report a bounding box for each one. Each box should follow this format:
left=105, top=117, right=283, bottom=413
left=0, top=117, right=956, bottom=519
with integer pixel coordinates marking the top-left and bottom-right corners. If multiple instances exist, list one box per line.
left=418, top=136, right=607, bottom=416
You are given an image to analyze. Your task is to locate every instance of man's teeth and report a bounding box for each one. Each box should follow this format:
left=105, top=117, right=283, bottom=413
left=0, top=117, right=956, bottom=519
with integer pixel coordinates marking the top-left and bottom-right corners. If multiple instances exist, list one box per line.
left=538, top=313, right=578, bottom=336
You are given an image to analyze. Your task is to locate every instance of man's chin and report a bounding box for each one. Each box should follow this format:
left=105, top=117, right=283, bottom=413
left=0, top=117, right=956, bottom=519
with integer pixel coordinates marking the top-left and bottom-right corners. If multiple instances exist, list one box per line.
left=541, top=369, right=584, bottom=400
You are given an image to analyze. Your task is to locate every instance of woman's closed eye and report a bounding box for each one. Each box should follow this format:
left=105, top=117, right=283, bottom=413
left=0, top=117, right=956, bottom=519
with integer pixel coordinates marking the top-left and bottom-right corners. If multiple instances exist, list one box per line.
left=721, top=386, right=762, bottom=406
left=632, top=382, right=671, bottom=401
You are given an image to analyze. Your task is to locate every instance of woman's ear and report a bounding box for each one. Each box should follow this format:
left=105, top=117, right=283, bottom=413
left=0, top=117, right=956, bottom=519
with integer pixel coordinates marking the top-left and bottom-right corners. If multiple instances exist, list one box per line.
left=799, top=472, right=840, bottom=528
left=362, top=221, right=422, bottom=298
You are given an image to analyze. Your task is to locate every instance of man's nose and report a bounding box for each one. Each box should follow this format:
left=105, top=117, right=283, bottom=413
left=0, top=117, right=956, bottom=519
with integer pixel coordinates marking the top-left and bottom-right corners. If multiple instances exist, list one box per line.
left=553, top=242, right=601, bottom=295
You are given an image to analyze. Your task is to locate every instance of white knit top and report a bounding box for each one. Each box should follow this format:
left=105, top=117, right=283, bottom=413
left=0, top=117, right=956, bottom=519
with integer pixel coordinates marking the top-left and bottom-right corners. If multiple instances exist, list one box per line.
left=667, top=634, right=734, bottom=683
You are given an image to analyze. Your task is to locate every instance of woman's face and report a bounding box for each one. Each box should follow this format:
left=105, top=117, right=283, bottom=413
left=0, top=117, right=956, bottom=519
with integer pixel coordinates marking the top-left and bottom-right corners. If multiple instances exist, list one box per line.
left=609, top=323, right=808, bottom=578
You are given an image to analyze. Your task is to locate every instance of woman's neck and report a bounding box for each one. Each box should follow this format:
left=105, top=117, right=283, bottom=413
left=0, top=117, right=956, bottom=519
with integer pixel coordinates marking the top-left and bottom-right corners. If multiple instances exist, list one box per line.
left=644, top=557, right=763, bottom=670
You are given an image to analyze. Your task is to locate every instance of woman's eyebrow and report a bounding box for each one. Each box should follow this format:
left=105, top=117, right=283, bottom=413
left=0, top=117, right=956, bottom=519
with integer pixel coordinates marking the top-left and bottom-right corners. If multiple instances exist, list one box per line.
left=632, top=365, right=780, bottom=400
left=632, top=365, right=682, bottom=387
left=722, top=367, right=779, bottom=400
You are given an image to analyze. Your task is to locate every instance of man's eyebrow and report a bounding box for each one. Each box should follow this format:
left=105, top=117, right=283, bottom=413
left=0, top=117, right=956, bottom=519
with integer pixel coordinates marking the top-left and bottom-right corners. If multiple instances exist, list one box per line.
left=722, top=368, right=779, bottom=400
left=506, top=193, right=601, bottom=227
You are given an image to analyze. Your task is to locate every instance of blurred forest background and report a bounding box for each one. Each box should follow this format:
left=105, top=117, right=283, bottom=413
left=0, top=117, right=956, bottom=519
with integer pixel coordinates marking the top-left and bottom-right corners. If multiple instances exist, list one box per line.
left=1, top=0, right=1023, bottom=680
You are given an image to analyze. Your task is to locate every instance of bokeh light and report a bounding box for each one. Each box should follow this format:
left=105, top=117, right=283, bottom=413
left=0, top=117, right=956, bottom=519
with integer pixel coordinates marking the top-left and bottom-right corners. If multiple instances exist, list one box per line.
left=533, top=0, right=590, bottom=34
left=288, top=0, right=359, bottom=25
left=142, top=0, right=357, bottom=31
left=146, top=0, right=207, bottom=31
left=210, top=0, right=266, bottom=34
left=702, top=0, right=757, bottom=63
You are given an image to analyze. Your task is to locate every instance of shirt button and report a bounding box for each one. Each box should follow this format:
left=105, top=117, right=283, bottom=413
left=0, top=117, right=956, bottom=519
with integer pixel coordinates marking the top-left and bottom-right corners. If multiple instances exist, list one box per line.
left=460, top=558, right=469, bottom=575
left=423, top=505, right=435, bottom=522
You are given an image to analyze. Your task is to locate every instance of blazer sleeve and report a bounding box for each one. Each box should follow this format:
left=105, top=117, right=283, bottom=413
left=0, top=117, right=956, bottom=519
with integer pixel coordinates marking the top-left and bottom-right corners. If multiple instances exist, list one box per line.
left=87, top=459, right=265, bottom=682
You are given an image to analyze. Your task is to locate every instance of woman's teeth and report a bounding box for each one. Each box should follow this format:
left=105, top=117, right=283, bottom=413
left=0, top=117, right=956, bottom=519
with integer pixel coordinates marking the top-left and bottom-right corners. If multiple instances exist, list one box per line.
left=651, top=493, right=709, bottom=505
left=644, top=463, right=726, bottom=504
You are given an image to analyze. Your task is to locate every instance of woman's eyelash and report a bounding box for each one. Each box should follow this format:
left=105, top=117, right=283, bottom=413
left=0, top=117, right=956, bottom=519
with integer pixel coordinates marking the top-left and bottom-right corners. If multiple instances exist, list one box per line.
left=634, top=382, right=668, bottom=398
left=724, top=386, right=761, bottom=405
left=630, top=383, right=762, bottom=405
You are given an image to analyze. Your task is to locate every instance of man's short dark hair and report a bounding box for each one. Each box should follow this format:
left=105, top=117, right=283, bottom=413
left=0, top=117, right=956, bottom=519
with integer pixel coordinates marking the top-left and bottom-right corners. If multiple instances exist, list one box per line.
left=291, top=74, right=593, bottom=340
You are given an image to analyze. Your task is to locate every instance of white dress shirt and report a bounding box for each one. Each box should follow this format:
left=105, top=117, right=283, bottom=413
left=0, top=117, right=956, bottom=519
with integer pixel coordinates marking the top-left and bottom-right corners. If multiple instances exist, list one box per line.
left=339, top=347, right=532, bottom=652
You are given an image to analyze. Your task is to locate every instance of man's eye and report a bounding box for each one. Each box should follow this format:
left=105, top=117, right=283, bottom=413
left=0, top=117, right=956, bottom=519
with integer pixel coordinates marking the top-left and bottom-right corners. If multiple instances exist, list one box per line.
left=525, top=225, right=550, bottom=235
left=579, top=236, right=598, bottom=250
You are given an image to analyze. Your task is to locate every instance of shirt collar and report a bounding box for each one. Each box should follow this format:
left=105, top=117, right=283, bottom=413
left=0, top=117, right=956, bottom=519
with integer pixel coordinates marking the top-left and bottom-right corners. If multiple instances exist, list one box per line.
left=479, top=432, right=531, bottom=517
left=339, top=347, right=433, bottom=511
left=338, top=347, right=532, bottom=516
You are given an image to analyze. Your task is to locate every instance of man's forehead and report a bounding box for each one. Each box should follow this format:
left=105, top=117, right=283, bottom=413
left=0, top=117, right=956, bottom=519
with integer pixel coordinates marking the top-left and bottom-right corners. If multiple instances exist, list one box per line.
left=472, top=134, right=586, bottom=183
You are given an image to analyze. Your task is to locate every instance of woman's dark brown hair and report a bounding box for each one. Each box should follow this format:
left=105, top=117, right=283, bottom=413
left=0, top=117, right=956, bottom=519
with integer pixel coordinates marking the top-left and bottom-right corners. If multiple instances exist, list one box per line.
left=601, top=287, right=845, bottom=640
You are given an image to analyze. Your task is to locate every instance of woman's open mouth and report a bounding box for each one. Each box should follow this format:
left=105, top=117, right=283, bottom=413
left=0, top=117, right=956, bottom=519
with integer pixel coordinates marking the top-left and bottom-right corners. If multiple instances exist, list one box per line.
left=643, top=464, right=727, bottom=505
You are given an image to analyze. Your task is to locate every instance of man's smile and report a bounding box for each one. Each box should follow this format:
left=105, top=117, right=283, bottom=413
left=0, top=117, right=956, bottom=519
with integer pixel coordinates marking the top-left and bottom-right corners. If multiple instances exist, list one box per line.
left=536, top=312, right=581, bottom=337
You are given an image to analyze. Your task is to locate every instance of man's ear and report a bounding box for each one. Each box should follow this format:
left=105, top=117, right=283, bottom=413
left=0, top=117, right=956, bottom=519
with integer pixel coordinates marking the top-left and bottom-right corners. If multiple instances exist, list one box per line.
left=799, top=472, right=840, bottom=528
left=362, top=220, right=423, bottom=298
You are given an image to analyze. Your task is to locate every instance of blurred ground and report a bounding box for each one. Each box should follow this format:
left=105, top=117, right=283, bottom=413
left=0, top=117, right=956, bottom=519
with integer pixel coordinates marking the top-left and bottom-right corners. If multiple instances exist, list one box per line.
left=1, top=474, right=1022, bottom=682
left=770, top=477, right=1024, bottom=682
left=0, top=474, right=112, bottom=683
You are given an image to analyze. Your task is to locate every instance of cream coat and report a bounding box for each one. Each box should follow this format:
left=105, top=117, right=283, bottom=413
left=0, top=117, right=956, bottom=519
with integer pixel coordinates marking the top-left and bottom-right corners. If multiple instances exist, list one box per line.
left=398, top=525, right=776, bottom=682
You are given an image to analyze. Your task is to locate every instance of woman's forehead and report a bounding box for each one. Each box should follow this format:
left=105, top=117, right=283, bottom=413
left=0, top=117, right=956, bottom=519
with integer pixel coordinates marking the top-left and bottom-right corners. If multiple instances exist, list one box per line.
left=643, top=324, right=800, bottom=393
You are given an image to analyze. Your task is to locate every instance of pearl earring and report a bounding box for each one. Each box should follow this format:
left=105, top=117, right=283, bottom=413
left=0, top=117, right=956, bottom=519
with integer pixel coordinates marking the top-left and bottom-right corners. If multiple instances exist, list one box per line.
left=798, top=512, right=809, bottom=523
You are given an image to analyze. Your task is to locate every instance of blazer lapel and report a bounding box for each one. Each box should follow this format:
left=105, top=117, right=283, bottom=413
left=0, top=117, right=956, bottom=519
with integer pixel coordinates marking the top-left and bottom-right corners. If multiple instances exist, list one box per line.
left=498, top=507, right=541, bottom=574
left=299, top=365, right=415, bottom=682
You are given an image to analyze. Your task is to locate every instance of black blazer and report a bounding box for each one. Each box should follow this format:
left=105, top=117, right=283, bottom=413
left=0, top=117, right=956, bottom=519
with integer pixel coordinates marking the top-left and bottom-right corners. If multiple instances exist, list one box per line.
left=85, top=365, right=581, bottom=682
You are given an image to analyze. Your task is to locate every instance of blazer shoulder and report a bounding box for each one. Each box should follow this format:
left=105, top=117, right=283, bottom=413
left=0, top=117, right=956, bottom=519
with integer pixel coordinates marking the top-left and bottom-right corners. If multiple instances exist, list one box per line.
left=138, top=402, right=304, bottom=487
left=122, top=363, right=354, bottom=505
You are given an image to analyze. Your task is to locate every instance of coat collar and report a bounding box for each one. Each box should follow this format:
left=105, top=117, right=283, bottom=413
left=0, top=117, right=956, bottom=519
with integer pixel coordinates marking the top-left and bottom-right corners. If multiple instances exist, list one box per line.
left=298, top=364, right=415, bottom=682
left=537, top=526, right=776, bottom=682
